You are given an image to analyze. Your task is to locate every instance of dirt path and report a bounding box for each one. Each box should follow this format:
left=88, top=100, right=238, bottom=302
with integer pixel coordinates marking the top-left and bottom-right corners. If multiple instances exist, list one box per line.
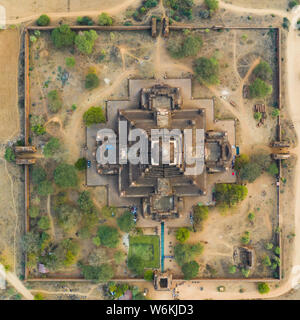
left=5, top=271, right=34, bottom=300
left=5, top=0, right=141, bottom=24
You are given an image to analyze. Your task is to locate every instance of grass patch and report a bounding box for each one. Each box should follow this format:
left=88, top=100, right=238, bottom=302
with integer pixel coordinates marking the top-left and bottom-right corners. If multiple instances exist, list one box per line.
left=128, top=235, right=160, bottom=268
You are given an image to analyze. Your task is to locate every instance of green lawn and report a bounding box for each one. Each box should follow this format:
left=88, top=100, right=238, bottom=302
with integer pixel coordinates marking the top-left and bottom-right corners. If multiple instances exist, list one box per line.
left=128, top=235, right=160, bottom=268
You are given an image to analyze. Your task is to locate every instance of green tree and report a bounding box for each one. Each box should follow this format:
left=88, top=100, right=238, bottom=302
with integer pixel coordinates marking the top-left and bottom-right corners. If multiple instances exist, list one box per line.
left=98, top=225, right=120, bottom=248
left=176, top=227, right=190, bottom=243
left=182, top=261, right=199, bottom=279
left=54, top=163, right=78, bottom=188
left=98, top=13, right=113, bottom=26
left=289, top=0, right=299, bottom=9
left=254, top=112, right=262, bottom=121
left=228, top=265, right=237, bottom=274
left=29, top=206, right=40, bottom=218
left=267, top=163, right=279, bottom=176
left=265, top=242, right=273, bottom=250
left=34, top=293, right=44, bottom=300
left=128, top=255, right=145, bottom=275
left=75, top=157, right=87, bottom=171
left=85, top=73, right=100, bottom=90
left=83, top=106, right=105, bottom=126
left=169, top=35, right=203, bottom=58
left=47, top=90, right=62, bottom=113
left=117, top=211, right=135, bottom=233
left=65, top=57, right=76, bottom=68
left=271, top=108, right=280, bottom=117
left=21, top=232, right=40, bottom=254
left=258, top=282, right=270, bottom=294
left=36, top=180, right=54, bottom=196
left=51, top=24, right=76, bottom=49
left=144, top=270, right=154, bottom=281
left=174, top=243, right=204, bottom=266
left=248, top=212, right=255, bottom=222
left=114, top=250, right=126, bottom=264
left=240, top=162, right=262, bottom=183
left=78, top=191, right=94, bottom=213
left=241, top=267, right=250, bottom=278
left=193, top=205, right=209, bottom=230
left=43, top=137, right=61, bottom=158
left=75, top=30, right=98, bottom=55
left=205, top=0, right=219, bottom=12
left=241, top=231, right=250, bottom=245
left=262, top=255, right=272, bottom=267
left=274, top=246, right=280, bottom=256
left=32, top=166, right=47, bottom=184
left=30, top=115, right=46, bottom=136
left=37, top=216, right=50, bottom=230
left=194, top=57, right=219, bottom=85
left=37, top=14, right=50, bottom=26
left=80, top=263, right=114, bottom=281
left=4, top=147, right=15, bottom=162
left=234, top=154, right=249, bottom=171
left=249, top=78, right=272, bottom=98
left=57, top=204, right=81, bottom=232
left=253, top=61, right=273, bottom=81
left=77, top=16, right=94, bottom=26
left=215, top=184, right=248, bottom=208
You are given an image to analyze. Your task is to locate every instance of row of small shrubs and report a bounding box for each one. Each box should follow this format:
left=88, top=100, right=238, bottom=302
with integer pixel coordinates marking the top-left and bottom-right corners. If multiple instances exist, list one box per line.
left=36, top=13, right=113, bottom=27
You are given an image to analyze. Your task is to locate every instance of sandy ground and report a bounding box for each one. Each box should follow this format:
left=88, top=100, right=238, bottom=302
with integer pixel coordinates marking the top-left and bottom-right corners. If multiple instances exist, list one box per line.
left=0, top=29, right=20, bottom=143
left=0, top=0, right=142, bottom=23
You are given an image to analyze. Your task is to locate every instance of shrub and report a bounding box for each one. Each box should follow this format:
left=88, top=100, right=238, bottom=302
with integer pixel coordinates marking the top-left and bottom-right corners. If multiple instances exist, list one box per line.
left=57, top=204, right=81, bottom=232
left=38, top=216, right=50, bottom=230
left=32, top=166, right=47, bottom=184
left=21, top=232, right=40, bottom=254
left=78, top=191, right=94, bottom=214
left=248, top=212, right=255, bottom=222
left=54, top=163, right=78, bottom=188
left=182, top=261, right=199, bottom=279
left=98, top=225, right=120, bottom=248
left=145, top=0, right=158, bottom=8
left=75, top=157, right=87, bottom=171
left=98, top=13, right=113, bottom=26
left=29, top=206, right=40, bottom=218
left=228, top=265, right=237, bottom=274
left=289, top=0, right=299, bottom=9
left=274, top=246, right=280, bottom=256
left=241, top=268, right=250, bottom=278
left=128, top=255, right=145, bottom=275
left=194, top=57, right=219, bottom=85
left=240, top=162, right=262, bottom=183
left=51, top=24, right=76, bottom=49
left=204, top=0, right=219, bottom=12
left=80, top=263, right=114, bottom=281
left=75, top=30, right=98, bottom=55
left=234, top=154, right=249, bottom=171
left=36, top=180, right=54, bottom=196
left=254, top=111, right=262, bottom=121
left=37, top=14, right=50, bottom=26
left=43, top=137, right=60, bottom=158
left=193, top=205, right=209, bottom=230
left=267, top=163, right=279, bottom=176
left=241, top=231, right=250, bottom=245
left=34, top=293, right=44, bottom=300
left=176, top=227, right=190, bottom=243
left=85, top=73, right=99, bottom=90
left=249, top=78, right=273, bottom=98
left=174, top=242, right=204, bottom=266
left=253, top=61, right=273, bottom=81
left=262, top=255, right=272, bottom=267
left=47, top=90, right=62, bottom=113
left=144, top=270, right=154, bottom=281
left=65, top=57, right=76, bottom=68
left=168, top=35, right=203, bottom=58
left=4, top=147, right=15, bottom=162
left=282, top=17, right=291, bottom=30
left=77, top=16, right=94, bottom=26
left=83, top=106, right=105, bottom=126
left=215, top=184, right=248, bottom=208
left=117, top=211, right=135, bottom=233
left=258, top=282, right=270, bottom=294
left=265, top=242, right=274, bottom=250
left=271, top=108, right=280, bottom=117
left=30, top=115, right=46, bottom=135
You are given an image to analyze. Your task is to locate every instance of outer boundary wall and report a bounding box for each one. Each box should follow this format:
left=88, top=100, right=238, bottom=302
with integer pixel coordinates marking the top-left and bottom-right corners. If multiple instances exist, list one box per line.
left=23, top=23, right=283, bottom=283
